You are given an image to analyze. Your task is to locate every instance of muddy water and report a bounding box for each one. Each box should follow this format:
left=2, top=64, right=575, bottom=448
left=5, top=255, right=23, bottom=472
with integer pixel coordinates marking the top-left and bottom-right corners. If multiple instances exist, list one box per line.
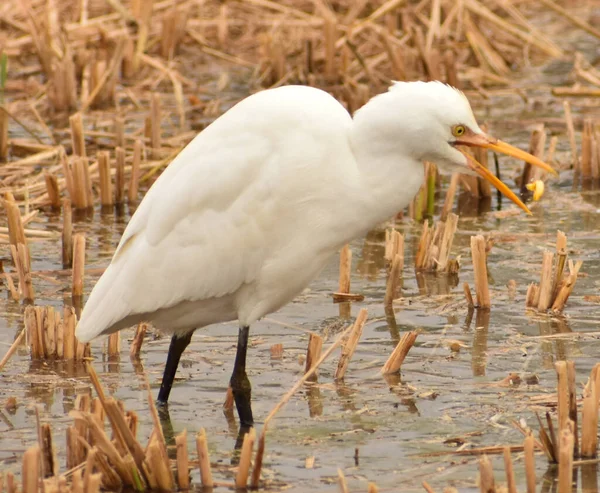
left=3, top=61, right=600, bottom=493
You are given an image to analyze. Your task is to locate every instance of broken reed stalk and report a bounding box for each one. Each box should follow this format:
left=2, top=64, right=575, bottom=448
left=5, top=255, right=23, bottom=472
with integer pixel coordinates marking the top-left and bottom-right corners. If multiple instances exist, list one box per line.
left=252, top=320, right=359, bottom=487
left=80, top=364, right=180, bottom=491
left=0, top=107, right=7, bottom=162
left=62, top=198, right=73, bottom=268
left=526, top=231, right=582, bottom=313
left=551, top=260, right=583, bottom=312
left=150, top=94, right=161, bottom=159
left=384, top=253, right=402, bottom=307
left=235, top=427, right=256, bottom=489
left=554, top=231, right=567, bottom=299
left=22, top=445, right=41, bottom=493
left=175, top=429, right=189, bottom=490
left=556, top=362, right=572, bottom=448
left=72, top=233, right=86, bottom=298
left=323, top=13, right=337, bottom=81
left=383, top=229, right=405, bottom=306
left=0, top=329, right=26, bottom=372
left=129, top=323, right=147, bottom=359
left=441, top=173, right=459, bottom=221
left=338, top=469, right=349, bottom=493
left=305, top=333, right=323, bottom=381
left=537, top=251, right=554, bottom=310
left=581, top=119, right=593, bottom=178
left=115, top=147, right=125, bottom=205
left=422, top=482, right=435, bottom=493
left=5, top=192, right=26, bottom=246
left=593, top=128, right=600, bottom=180
left=581, top=366, right=599, bottom=458
left=98, top=151, right=113, bottom=208
left=464, top=282, right=475, bottom=308
left=11, top=243, right=35, bottom=302
left=114, top=116, right=125, bottom=148
left=270, top=343, right=283, bottom=359
left=44, top=171, right=61, bottom=209
left=503, top=447, right=517, bottom=493
left=108, top=332, right=120, bottom=358
left=40, top=422, right=57, bottom=478
left=161, top=7, right=187, bottom=60
left=381, top=330, right=418, bottom=375
left=128, top=140, right=142, bottom=203
left=470, top=235, right=490, bottom=309
left=334, top=308, right=368, bottom=380
left=5, top=196, right=34, bottom=301
left=536, top=360, right=598, bottom=466
left=524, top=434, right=536, bottom=493
left=338, top=244, right=351, bottom=294
left=566, top=361, right=579, bottom=456
left=196, top=428, right=213, bottom=488
left=5, top=271, right=19, bottom=302
left=72, top=157, right=93, bottom=209
left=70, top=113, right=86, bottom=158
left=25, top=305, right=89, bottom=361
left=563, top=101, right=578, bottom=172
left=384, top=229, right=404, bottom=268
left=415, top=214, right=459, bottom=273
left=558, top=426, right=574, bottom=493
left=478, top=455, right=495, bottom=493
left=332, top=244, right=363, bottom=302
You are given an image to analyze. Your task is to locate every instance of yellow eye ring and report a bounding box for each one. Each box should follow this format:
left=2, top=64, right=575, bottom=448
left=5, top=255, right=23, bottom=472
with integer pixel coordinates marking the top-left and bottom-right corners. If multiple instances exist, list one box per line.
left=452, top=125, right=466, bottom=137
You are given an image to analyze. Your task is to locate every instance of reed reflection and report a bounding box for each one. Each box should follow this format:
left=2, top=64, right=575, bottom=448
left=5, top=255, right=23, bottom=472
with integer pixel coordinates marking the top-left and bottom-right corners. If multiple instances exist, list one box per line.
left=464, top=308, right=490, bottom=377
left=538, top=317, right=575, bottom=368
left=356, top=229, right=387, bottom=282
left=415, top=270, right=459, bottom=296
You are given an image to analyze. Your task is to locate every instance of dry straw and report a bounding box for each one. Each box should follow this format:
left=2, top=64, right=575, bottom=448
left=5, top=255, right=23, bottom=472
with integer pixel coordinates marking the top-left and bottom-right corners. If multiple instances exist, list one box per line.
left=384, top=228, right=405, bottom=307
left=470, top=235, right=490, bottom=309
left=252, top=314, right=367, bottom=487
left=415, top=213, right=459, bottom=273
left=334, top=308, right=368, bottom=380
left=381, top=330, right=418, bottom=375
left=525, top=231, right=582, bottom=313
left=129, top=323, right=147, bottom=359
left=62, top=199, right=73, bottom=268
left=4, top=192, right=34, bottom=301
left=332, top=244, right=364, bottom=302
left=72, top=233, right=86, bottom=298
left=535, top=361, right=600, bottom=466
left=24, top=306, right=90, bottom=361
left=304, top=333, right=323, bottom=380
left=0, top=358, right=254, bottom=492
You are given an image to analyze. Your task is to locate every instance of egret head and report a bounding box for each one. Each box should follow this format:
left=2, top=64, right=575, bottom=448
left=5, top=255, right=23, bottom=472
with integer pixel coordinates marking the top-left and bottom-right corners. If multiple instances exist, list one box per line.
left=353, top=81, right=556, bottom=214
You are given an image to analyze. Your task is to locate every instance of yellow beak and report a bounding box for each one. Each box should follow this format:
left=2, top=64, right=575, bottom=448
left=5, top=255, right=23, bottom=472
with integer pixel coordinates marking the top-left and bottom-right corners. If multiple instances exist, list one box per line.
left=455, top=132, right=557, bottom=215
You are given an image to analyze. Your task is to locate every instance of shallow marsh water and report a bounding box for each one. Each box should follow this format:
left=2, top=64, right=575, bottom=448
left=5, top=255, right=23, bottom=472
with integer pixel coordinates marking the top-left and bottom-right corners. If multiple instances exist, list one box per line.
left=2, top=43, right=600, bottom=493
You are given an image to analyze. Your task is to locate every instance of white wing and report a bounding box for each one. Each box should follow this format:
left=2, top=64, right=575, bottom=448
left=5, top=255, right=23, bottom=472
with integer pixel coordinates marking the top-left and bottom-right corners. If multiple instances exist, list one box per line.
left=76, top=86, right=354, bottom=341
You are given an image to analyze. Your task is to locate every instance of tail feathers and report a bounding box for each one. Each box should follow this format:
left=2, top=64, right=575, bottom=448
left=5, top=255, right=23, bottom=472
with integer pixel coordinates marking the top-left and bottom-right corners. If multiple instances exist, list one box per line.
left=75, top=264, right=132, bottom=342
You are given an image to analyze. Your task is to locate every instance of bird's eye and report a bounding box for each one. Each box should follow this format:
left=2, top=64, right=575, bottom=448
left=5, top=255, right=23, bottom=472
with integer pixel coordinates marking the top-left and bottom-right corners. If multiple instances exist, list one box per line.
left=452, top=125, right=466, bottom=137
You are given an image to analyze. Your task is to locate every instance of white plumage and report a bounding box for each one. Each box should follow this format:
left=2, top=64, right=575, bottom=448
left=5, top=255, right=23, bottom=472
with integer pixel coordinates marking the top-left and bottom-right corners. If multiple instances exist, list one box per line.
left=76, top=82, right=548, bottom=343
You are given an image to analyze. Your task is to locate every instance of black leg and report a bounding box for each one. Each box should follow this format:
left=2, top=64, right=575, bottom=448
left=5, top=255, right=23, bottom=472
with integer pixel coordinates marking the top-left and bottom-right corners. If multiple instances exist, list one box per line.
left=157, top=331, right=194, bottom=405
left=230, top=326, right=254, bottom=427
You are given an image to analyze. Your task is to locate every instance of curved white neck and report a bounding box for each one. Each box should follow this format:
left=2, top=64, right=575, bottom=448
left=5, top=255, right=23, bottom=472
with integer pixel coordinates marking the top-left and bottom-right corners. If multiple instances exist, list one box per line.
left=346, top=117, right=425, bottom=234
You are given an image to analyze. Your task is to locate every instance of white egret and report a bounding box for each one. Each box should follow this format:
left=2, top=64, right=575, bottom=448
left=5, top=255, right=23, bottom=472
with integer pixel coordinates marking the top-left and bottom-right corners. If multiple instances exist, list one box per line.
left=76, top=81, right=555, bottom=427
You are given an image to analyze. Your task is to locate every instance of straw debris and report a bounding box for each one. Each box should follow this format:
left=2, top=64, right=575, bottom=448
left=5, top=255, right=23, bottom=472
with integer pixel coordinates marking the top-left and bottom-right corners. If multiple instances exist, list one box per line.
left=25, top=305, right=90, bottom=361
left=415, top=214, right=460, bottom=273
left=525, top=231, right=582, bottom=313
